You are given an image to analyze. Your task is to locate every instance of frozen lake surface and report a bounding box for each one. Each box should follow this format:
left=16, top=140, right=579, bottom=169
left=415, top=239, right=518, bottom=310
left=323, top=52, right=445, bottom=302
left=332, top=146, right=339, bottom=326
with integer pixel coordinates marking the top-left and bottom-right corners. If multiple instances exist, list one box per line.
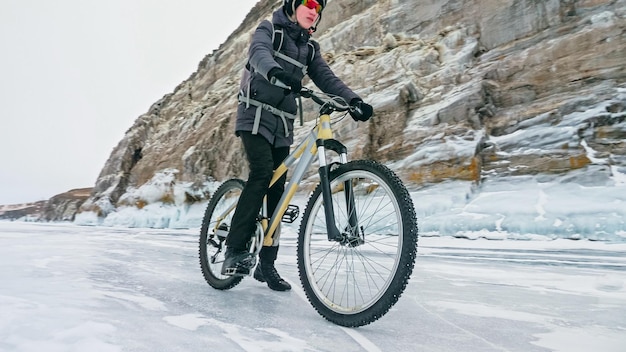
left=1, top=221, right=625, bottom=351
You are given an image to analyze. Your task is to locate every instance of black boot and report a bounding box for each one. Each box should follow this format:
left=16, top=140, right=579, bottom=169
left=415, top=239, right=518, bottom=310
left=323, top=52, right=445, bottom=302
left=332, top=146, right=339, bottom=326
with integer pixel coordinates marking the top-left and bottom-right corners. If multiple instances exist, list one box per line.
left=254, top=262, right=291, bottom=291
left=221, top=247, right=256, bottom=276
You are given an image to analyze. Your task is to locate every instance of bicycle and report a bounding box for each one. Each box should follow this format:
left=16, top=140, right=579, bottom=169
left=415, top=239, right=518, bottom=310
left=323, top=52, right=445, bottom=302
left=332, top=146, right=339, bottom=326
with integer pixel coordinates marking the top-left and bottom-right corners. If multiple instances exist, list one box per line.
left=198, top=87, right=418, bottom=327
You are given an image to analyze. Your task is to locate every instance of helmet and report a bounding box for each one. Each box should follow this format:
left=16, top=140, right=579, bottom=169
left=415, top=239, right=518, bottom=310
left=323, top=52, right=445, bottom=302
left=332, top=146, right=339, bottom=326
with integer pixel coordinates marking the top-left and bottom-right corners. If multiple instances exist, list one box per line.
left=283, top=0, right=326, bottom=17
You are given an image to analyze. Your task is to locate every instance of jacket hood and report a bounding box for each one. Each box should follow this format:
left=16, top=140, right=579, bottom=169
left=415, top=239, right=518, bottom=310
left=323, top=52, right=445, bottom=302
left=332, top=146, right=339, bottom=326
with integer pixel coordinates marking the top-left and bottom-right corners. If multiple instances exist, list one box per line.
left=272, top=9, right=311, bottom=43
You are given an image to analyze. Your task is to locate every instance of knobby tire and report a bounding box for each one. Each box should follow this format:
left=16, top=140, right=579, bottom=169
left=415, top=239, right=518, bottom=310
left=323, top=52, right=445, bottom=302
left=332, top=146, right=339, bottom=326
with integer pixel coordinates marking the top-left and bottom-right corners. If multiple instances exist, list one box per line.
left=199, top=178, right=246, bottom=290
left=297, top=160, right=418, bottom=327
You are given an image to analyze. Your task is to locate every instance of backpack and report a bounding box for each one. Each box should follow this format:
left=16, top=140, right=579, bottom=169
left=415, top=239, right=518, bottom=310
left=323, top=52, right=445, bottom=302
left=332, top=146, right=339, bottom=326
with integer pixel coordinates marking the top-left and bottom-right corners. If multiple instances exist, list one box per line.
left=245, top=24, right=316, bottom=75
left=242, top=23, right=316, bottom=128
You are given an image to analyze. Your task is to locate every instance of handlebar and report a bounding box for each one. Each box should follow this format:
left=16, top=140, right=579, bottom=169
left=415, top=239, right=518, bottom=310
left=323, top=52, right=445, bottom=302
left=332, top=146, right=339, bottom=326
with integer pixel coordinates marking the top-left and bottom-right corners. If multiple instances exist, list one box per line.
left=270, top=78, right=352, bottom=114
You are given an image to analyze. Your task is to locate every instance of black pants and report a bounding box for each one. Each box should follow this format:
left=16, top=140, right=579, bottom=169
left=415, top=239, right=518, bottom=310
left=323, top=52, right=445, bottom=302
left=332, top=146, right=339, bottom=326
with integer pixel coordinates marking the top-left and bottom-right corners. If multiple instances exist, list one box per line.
left=226, top=131, right=289, bottom=263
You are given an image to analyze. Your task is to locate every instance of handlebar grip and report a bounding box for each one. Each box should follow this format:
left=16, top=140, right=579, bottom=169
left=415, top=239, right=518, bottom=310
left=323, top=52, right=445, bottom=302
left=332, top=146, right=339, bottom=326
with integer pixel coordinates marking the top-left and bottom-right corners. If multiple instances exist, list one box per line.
left=270, top=77, right=289, bottom=90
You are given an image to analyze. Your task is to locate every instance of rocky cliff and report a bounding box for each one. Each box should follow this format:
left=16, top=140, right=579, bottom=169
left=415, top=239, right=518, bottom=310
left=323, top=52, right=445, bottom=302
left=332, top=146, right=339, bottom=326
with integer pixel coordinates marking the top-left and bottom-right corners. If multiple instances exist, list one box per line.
left=2, top=188, right=91, bottom=221
left=77, top=0, right=625, bottom=226
left=0, top=201, right=46, bottom=221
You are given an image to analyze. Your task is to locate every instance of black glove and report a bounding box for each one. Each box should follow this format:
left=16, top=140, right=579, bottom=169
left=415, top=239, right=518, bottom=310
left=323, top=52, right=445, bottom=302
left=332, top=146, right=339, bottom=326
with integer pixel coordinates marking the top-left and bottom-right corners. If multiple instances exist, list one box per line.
left=268, top=68, right=302, bottom=93
left=349, top=98, right=373, bottom=122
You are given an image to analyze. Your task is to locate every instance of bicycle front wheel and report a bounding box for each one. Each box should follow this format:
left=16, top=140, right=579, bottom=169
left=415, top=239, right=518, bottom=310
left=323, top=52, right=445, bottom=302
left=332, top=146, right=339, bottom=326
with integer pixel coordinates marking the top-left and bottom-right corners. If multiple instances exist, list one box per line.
left=298, top=160, right=418, bottom=327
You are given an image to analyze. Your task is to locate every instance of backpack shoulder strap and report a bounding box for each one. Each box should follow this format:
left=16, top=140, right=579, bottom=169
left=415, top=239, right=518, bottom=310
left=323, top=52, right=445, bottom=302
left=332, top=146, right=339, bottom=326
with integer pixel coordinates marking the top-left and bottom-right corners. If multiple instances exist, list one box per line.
left=271, top=25, right=313, bottom=75
left=272, top=26, right=285, bottom=53
left=307, top=41, right=315, bottom=66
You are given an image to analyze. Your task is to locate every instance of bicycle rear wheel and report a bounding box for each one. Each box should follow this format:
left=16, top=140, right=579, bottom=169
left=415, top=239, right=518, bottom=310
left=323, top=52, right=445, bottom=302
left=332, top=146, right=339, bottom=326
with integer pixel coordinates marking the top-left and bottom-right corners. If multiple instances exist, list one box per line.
left=199, top=179, right=246, bottom=290
left=298, top=160, right=418, bottom=327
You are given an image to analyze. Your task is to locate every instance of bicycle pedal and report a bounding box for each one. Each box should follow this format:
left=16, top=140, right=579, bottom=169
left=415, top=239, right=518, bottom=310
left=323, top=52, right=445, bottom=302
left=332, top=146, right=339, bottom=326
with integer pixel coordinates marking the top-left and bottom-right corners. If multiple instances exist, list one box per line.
left=207, top=238, right=220, bottom=248
left=281, top=204, right=300, bottom=223
left=221, top=267, right=250, bottom=276
left=215, top=223, right=229, bottom=239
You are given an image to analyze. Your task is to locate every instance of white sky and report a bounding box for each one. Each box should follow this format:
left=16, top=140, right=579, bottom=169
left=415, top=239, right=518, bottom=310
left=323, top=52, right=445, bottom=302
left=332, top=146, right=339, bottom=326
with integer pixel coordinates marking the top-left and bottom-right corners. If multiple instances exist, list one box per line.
left=0, top=0, right=260, bottom=204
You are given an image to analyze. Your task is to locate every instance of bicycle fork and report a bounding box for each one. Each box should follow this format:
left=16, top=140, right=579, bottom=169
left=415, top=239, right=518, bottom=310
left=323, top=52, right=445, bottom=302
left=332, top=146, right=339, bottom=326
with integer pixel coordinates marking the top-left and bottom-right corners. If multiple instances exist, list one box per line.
left=316, top=133, right=359, bottom=243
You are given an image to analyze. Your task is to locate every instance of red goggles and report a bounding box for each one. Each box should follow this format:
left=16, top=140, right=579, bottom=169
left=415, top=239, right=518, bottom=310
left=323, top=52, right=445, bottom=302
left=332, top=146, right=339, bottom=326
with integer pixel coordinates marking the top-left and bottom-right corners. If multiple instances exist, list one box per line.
left=301, top=0, right=322, bottom=13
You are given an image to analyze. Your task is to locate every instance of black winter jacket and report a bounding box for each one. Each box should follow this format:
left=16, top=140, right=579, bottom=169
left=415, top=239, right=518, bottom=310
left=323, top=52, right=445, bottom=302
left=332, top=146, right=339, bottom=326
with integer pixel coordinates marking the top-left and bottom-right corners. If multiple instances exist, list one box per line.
left=236, top=9, right=360, bottom=147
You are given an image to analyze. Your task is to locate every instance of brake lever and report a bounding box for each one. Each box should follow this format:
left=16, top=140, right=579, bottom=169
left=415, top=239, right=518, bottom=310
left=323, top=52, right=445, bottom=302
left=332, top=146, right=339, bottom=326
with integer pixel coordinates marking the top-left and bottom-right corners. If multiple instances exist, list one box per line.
left=299, top=87, right=312, bottom=98
left=349, top=105, right=362, bottom=115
